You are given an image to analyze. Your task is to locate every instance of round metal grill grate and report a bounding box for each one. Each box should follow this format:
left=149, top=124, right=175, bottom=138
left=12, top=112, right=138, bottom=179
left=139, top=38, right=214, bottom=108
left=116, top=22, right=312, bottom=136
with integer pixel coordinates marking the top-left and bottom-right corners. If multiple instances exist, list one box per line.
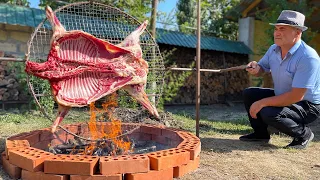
left=25, top=1, right=165, bottom=130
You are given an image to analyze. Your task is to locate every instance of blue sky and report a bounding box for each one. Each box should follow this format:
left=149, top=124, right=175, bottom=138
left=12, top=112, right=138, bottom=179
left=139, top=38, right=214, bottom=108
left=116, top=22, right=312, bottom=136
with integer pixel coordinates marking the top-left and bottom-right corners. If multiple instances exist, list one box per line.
left=29, top=0, right=178, bottom=28
left=29, top=0, right=177, bottom=14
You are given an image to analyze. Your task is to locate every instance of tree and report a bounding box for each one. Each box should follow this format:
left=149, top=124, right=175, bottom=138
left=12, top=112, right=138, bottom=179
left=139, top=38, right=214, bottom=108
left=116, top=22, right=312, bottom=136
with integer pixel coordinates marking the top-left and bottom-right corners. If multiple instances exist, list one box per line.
left=176, top=0, right=197, bottom=33
left=202, top=0, right=240, bottom=40
left=0, top=0, right=30, bottom=6
left=176, top=0, right=240, bottom=40
left=254, top=0, right=317, bottom=88
left=256, top=0, right=317, bottom=54
left=39, top=0, right=163, bottom=22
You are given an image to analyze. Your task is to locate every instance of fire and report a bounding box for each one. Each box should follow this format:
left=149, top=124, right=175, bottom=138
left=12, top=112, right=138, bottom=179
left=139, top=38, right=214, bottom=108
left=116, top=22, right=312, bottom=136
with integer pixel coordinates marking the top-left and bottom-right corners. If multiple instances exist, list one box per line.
left=83, top=93, right=131, bottom=155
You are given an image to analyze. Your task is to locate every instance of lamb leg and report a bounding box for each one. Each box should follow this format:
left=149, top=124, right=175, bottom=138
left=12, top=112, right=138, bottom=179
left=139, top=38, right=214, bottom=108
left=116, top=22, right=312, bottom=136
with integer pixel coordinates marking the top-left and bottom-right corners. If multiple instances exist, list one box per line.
left=123, top=84, right=159, bottom=118
left=51, top=104, right=71, bottom=133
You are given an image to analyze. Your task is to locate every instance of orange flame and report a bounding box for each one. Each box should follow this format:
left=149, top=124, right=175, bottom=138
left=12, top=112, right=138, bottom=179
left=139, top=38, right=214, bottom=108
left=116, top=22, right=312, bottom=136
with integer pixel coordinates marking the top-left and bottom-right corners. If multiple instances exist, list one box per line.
left=85, top=93, right=131, bottom=155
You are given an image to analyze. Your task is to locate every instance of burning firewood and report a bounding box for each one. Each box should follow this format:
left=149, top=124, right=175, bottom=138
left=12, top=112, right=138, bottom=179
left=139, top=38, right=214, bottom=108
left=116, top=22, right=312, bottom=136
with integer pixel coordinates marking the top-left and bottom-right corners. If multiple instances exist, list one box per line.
left=25, top=6, right=159, bottom=133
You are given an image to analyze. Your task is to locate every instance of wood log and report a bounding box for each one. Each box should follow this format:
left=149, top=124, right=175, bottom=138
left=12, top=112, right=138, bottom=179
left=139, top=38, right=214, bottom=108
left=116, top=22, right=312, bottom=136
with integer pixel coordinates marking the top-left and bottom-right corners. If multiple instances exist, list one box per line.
left=0, top=88, right=6, bottom=95
left=161, top=45, right=249, bottom=104
left=2, top=92, right=10, bottom=101
left=0, top=55, right=31, bottom=102
left=0, top=79, right=8, bottom=87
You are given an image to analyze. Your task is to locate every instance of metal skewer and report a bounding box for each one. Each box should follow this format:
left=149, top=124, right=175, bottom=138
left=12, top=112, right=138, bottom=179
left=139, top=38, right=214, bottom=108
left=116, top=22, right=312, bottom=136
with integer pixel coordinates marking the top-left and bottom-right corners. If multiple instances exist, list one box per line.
left=170, top=64, right=249, bottom=73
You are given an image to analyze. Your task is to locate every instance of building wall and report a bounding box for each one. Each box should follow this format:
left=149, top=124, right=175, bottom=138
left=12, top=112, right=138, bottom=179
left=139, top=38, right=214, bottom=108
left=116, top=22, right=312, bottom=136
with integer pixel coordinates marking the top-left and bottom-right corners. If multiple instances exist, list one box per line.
left=251, top=20, right=320, bottom=88
left=253, top=20, right=270, bottom=62
left=0, top=24, right=34, bottom=105
left=0, top=24, right=33, bottom=57
left=0, top=23, right=250, bottom=105
left=160, top=45, right=249, bottom=105
left=253, top=20, right=320, bottom=60
left=310, top=33, right=320, bottom=53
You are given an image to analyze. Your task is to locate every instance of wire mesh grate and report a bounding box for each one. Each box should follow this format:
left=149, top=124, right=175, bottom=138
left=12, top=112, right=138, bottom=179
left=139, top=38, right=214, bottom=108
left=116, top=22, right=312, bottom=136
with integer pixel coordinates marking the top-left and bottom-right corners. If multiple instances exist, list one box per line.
left=26, top=1, right=165, bottom=125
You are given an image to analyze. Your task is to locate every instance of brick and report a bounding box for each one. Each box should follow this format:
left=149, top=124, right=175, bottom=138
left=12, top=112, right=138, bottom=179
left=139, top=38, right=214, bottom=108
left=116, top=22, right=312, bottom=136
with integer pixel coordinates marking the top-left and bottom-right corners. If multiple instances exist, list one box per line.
left=177, top=141, right=201, bottom=160
left=39, top=129, right=55, bottom=142
left=128, top=132, right=152, bottom=141
left=0, top=30, right=7, bottom=41
left=44, top=155, right=99, bottom=175
left=169, top=140, right=182, bottom=147
left=125, top=168, right=173, bottom=180
left=9, top=147, right=54, bottom=172
left=127, top=132, right=141, bottom=141
left=49, top=128, right=75, bottom=146
left=32, top=140, right=51, bottom=150
left=148, top=148, right=190, bottom=170
left=80, top=123, right=89, bottom=135
left=161, top=129, right=181, bottom=141
left=151, top=135, right=170, bottom=145
left=70, top=174, right=122, bottom=180
left=173, top=156, right=200, bottom=178
left=177, top=132, right=199, bottom=142
left=19, top=43, right=27, bottom=53
left=95, top=122, right=113, bottom=132
left=121, top=123, right=141, bottom=134
left=1, top=153, right=22, bottom=179
left=7, top=132, right=31, bottom=140
left=5, top=140, right=30, bottom=160
left=21, top=169, right=68, bottom=180
left=23, top=131, right=41, bottom=145
left=64, top=124, right=83, bottom=134
left=10, top=31, right=30, bottom=42
left=0, top=43, right=17, bottom=52
left=140, top=125, right=162, bottom=135
left=5, top=24, right=32, bottom=32
left=100, top=154, right=149, bottom=175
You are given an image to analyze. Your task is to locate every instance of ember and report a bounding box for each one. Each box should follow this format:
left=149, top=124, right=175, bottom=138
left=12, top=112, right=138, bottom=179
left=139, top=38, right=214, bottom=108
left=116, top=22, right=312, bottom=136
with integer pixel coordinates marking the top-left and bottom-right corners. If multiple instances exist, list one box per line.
left=48, top=93, right=132, bottom=156
left=48, top=93, right=172, bottom=156
left=3, top=2, right=200, bottom=179
left=5, top=120, right=201, bottom=178
left=25, top=6, right=160, bottom=133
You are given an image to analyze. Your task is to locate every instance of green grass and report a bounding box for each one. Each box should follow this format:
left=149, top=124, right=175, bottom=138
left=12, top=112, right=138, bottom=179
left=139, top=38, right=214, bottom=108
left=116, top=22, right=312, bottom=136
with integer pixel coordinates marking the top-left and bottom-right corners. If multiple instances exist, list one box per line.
left=0, top=109, right=252, bottom=137
left=172, top=113, right=252, bottom=136
left=0, top=110, right=89, bottom=138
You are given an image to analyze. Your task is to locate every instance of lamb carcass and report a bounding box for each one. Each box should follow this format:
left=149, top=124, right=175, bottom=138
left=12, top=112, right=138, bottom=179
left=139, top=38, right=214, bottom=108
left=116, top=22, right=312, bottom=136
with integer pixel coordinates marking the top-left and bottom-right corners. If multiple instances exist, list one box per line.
left=25, top=6, right=159, bottom=132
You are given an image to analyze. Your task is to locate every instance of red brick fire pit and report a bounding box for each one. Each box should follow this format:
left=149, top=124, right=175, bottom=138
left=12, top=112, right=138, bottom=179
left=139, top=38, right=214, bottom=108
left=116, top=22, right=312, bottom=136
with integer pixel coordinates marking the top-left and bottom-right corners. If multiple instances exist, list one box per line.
left=2, top=122, right=201, bottom=180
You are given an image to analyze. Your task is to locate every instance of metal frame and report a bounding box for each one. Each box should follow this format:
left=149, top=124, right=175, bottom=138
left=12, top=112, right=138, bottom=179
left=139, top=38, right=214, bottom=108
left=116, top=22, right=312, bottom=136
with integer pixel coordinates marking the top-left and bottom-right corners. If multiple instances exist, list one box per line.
left=24, top=1, right=163, bottom=141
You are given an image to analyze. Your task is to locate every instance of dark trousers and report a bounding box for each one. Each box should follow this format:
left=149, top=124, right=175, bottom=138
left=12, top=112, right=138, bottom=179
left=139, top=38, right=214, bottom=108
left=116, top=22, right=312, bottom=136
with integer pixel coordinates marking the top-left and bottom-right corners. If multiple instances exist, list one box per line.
left=243, top=87, right=320, bottom=139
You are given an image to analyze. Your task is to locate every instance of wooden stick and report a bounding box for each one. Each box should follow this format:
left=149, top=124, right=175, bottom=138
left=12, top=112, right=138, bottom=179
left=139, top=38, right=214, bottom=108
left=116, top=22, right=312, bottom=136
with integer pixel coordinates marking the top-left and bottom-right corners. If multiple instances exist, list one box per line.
left=170, top=64, right=248, bottom=73
left=0, top=57, right=24, bottom=62
left=219, top=65, right=248, bottom=72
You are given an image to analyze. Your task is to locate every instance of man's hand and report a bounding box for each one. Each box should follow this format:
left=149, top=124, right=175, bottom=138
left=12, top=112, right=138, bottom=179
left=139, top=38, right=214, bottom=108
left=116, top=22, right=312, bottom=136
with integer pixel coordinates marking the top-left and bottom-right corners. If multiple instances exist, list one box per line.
left=246, top=61, right=261, bottom=76
left=250, top=100, right=266, bottom=119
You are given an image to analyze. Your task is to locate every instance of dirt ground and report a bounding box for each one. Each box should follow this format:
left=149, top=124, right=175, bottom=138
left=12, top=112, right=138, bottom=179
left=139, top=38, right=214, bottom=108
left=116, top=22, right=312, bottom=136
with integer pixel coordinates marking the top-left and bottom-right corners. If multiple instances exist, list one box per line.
left=1, top=103, right=320, bottom=179
left=166, top=103, right=320, bottom=180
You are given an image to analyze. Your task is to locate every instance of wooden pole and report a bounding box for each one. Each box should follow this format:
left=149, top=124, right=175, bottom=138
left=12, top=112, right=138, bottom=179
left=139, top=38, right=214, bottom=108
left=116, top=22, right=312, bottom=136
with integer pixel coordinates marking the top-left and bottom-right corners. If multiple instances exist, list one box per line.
left=150, top=0, right=158, bottom=104
left=223, top=52, right=227, bottom=102
left=196, top=0, right=201, bottom=137
left=151, top=0, right=158, bottom=38
left=0, top=57, right=24, bottom=62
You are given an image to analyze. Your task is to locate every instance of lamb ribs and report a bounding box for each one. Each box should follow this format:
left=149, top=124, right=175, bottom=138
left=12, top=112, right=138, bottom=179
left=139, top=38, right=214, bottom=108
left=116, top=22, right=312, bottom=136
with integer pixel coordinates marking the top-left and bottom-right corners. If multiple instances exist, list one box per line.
left=25, top=6, right=159, bottom=132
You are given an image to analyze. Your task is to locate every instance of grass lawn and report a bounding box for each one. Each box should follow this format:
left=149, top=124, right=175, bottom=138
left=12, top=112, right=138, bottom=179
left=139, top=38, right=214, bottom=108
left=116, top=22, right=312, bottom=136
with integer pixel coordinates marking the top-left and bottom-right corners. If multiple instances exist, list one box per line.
left=0, top=106, right=320, bottom=179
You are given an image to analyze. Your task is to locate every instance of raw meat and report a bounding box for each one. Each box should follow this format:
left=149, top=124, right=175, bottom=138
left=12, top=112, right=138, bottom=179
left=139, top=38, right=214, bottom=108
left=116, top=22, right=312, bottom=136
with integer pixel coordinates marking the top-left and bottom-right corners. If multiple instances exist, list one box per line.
left=25, top=6, right=159, bottom=132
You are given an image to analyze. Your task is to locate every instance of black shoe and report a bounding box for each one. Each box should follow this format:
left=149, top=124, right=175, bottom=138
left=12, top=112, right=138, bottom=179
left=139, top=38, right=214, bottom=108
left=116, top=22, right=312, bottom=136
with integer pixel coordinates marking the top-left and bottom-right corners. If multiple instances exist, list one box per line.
left=239, top=133, right=270, bottom=142
left=285, top=132, right=314, bottom=149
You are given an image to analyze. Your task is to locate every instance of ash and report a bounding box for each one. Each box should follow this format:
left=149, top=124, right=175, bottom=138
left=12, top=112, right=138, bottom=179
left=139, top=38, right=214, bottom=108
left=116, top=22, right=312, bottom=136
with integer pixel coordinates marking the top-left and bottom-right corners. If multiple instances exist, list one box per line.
left=48, top=108, right=182, bottom=156
left=49, top=137, right=172, bottom=156
left=112, top=107, right=181, bottom=128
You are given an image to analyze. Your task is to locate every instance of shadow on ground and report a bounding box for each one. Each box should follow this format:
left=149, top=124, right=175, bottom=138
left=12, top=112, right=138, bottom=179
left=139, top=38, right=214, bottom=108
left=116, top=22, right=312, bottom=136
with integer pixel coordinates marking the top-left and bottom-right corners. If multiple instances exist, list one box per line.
left=198, top=121, right=251, bottom=135
left=200, top=137, right=278, bottom=153
left=0, top=138, right=5, bottom=155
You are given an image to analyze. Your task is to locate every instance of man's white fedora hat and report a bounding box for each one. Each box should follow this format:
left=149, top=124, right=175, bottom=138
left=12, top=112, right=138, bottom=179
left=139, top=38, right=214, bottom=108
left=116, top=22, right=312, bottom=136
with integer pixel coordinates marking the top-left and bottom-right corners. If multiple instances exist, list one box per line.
left=269, top=10, right=308, bottom=31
